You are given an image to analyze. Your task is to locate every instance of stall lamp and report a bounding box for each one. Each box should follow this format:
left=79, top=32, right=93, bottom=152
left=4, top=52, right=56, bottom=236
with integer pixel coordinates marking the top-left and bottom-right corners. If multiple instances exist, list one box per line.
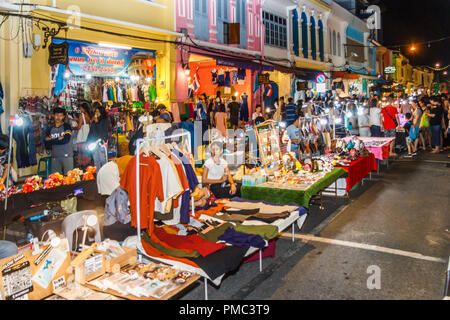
left=320, top=118, right=328, bottom=125
left=235, top=92, right=239, bottom=97
left=15, top=117, right=24, bottom=127
left=115, top=77, right=120, bottom=82
left=325, top=108, right=330, bottom=114
left=85, top=74, right=92, bottom=80
left=64, top=72, right=71, bottom=79
left=279, top=122, right=286, bottom=128
left=88, top=139, right=108, bottom=164
left=98, top=42, right=132, bottom=50
left=155, top=98, right=159, bottom=103
left=187, top=76, right=191, bottom=81
left=146, top=77, right=152, bottom=82
left=357, top=108, right=363, bottom=116
left=265, top=107, right=271, bottom=113
left=81, top=214, right=98, bottom=250
left=346, top=111, right=353, bottom=118
left=184, top=68, right=190, bottom=76
left=335, top=118, right=342, bottom=124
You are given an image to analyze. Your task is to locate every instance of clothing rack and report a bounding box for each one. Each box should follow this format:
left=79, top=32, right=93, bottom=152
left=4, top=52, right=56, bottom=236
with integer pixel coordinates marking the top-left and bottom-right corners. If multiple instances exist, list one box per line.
left=134, top=130, right=193, bottom=245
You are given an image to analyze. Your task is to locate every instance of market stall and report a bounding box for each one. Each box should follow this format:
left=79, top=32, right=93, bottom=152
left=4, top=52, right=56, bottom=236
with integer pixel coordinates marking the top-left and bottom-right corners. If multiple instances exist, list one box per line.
left=343, top=136, right=395, bottom=172
left=1, top=168, right=98, bottom=235
left=333, top=153, right=377, bottom=194
left=241, top=168, right=347, bottom=209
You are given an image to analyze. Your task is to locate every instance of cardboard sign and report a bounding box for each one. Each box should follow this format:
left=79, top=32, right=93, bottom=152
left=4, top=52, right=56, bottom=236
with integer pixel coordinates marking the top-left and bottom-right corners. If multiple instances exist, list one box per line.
left=258, top=73, right=270, bottom=85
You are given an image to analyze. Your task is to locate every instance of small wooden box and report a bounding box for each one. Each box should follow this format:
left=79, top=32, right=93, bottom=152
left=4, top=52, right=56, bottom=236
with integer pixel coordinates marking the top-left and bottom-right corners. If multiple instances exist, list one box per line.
left=101, top=247, right=137, bottom=273
left=71, top=248, right=106, bottom=285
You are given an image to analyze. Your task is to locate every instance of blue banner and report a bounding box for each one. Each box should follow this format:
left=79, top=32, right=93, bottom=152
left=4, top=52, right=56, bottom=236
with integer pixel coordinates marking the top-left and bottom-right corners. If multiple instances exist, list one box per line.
left=52, top=38, right=155, bottom=77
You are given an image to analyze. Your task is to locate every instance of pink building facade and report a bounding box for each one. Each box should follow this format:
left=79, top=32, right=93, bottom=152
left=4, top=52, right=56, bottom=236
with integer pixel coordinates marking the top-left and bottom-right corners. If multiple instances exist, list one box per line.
left=175, top=0, right=262, bottom=52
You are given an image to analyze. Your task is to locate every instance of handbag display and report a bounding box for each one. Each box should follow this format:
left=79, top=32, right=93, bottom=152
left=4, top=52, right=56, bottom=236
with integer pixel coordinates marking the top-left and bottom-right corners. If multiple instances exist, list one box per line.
left=76, top=113, right=90, bottom=143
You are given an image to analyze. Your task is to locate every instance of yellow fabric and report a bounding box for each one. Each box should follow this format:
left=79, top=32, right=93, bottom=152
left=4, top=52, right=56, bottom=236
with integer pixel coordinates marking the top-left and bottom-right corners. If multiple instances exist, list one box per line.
left=114, top=155, right=134, bottom=177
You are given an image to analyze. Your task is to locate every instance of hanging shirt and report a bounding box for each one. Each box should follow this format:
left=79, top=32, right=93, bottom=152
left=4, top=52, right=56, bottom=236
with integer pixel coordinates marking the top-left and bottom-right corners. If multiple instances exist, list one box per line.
left=120, top=154, right=164, bottom=234
left=154, top=156, right=184, bottom=215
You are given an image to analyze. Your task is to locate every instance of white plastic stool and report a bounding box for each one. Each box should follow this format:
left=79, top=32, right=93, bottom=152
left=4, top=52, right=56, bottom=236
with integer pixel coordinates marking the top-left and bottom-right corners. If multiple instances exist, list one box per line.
left=61, top=210, right=101, bottom=252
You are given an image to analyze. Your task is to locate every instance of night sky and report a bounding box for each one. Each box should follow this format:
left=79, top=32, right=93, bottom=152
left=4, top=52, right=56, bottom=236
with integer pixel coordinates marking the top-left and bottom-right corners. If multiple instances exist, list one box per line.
left=369, top=0, right=450, bottom=77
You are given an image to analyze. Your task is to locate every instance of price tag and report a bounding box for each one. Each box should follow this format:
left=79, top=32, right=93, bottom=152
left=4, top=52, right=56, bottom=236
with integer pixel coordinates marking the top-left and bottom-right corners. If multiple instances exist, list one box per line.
left=84, top=255, right=103, bottom=276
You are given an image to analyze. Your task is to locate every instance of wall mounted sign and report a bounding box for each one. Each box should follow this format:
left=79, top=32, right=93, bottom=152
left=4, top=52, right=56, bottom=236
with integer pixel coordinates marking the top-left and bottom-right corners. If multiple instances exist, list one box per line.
left=52, top=38, right=155, bottom=78
left=315, top=74, right=326, bottom=83
left=384, top=66, right=396, bottom=74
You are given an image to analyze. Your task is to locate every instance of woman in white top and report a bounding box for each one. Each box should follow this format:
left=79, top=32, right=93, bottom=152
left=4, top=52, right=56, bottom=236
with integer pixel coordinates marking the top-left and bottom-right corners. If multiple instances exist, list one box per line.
left=358, top=107, right=371, bottom=137
left=252, top=105, right=264, bottom=122
left=369, top=99, right=382, bottom=137
left=202, top=141, right=239, bottom=198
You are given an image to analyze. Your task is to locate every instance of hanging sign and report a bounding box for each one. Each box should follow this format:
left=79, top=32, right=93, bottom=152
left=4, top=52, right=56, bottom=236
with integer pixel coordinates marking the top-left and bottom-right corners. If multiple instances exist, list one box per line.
left=48, top=41, right=69, bottom=66
left=384, top=66, right=396, bottom=74
left=316, top=83, right=327, bottom=93
left=52, top=38, right=155, bottom=77
left=315, top=74, right=327, bottom=84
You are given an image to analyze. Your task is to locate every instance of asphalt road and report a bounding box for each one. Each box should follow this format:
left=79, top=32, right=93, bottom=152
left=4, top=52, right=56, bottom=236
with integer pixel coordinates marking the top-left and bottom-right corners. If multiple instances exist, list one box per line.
left=179, top=152, right=450, bottom=300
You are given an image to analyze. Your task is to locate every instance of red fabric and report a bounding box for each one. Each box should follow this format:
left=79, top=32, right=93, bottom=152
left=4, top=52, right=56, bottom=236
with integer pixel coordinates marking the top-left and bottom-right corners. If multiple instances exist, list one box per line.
left=242, top=239, right=276, bottom=264
left=337, top=154, right=377, bottom=192
left=120, top=154, right=164, bottom=234
left=153, top=226, right=226, bottom=257
left=141, top=239, right=201, bottom=269
left=381, top=105, right=398, bottom=129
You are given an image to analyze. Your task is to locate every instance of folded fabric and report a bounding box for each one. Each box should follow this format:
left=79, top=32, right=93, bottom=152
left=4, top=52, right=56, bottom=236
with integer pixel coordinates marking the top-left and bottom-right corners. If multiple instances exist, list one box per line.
left=194, top=203, right=226, bottom=219
left=218, top=228, right=266, bottom=249
left=153, top=226, right=226, bottom=257
left=187, top=245, right=250, bottom=280
left=212, top=212, right=249, bottom=222
left=223, top=200, right=298, bottom=214
left=198, top=223, right=234, bottom=243
left=246, top=212, right=291, bottom=223
left=228, top=197, right=307, bottom=216
left=221, top=208, right=260, bottom=216
left=195, top=203, right=218, bottom=211
left=142, top=232, right=200, bottom=258
left=233, top=223, right=279, bottom=240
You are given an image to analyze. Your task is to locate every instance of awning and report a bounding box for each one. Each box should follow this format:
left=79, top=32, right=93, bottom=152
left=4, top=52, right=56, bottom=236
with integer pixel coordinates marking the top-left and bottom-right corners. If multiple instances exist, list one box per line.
left=216, top=57, right=274, bottom=71
left=188, top=46, right=273, bottom=71
left=272, top=65, right=306, bottom=76
left=332, top=71, right=360, bottom=79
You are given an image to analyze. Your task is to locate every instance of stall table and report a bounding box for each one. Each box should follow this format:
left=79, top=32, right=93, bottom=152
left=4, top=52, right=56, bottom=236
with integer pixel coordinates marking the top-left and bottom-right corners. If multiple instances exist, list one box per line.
left=136, top=207, right=307, bottom=300
left=343, top=137, right=395, bottom=173
left=240, top=168, right=347, bottom=209
left=1, top=180, right=98, bottom=227
left=83, top=270, right=201, bottom=300
left=328, top=154, right=378, bottom=196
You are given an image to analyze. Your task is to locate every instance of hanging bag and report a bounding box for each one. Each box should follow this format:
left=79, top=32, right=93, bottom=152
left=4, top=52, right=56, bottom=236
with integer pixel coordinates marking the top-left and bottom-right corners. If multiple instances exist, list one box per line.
left=76, top=113, right=90, bottom=143
left=409, top=125, right=420, bottom=140
left=419, top=113, right=430, bottom=129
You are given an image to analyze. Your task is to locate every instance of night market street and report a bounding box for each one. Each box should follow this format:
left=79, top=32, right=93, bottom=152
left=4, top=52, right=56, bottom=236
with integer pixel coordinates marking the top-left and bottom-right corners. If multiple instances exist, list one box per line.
left=180, top=153, right=449, bottom=300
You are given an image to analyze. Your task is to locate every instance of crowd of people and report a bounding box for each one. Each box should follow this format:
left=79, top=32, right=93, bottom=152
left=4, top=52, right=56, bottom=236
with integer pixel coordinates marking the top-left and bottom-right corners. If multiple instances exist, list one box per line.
left=195, top=90, right=450, bottom=159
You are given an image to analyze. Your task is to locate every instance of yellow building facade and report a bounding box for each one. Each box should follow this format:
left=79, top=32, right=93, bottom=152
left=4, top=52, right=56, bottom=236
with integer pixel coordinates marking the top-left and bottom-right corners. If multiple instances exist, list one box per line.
left=0, top=0, right=179, bottom=175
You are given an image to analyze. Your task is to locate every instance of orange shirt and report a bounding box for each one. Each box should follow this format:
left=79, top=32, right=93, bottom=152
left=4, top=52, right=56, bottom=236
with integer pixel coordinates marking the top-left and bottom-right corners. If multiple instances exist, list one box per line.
left=120, top=154, right=164, bottom=235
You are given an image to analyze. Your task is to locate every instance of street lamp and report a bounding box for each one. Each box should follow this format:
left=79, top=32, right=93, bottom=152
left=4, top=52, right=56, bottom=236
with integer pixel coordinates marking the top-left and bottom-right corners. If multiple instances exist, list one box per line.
left=435, top=63, right=440, bottom=68
left=88, top=139, right=108, bottom=165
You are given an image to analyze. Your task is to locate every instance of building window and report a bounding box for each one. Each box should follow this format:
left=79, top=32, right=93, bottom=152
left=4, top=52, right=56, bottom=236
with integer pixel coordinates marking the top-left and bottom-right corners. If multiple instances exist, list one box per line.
left=262, top=10, right=287, bottom=48
left=333, top=30, right=336, bottom=56
left=329, top=30, right=332, bottom=55
left=337, top=32, right=341, bottom=56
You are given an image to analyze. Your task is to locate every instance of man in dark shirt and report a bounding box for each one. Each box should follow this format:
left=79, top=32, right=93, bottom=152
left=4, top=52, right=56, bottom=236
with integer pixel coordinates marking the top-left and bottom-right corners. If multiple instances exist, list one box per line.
left=228, top=95, right=241, bottom=130
left=428, top=96, right=444, bottom=153
left=44, top=107, right=73, bottom=174
left=284, top=98, right=297, bottom=126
